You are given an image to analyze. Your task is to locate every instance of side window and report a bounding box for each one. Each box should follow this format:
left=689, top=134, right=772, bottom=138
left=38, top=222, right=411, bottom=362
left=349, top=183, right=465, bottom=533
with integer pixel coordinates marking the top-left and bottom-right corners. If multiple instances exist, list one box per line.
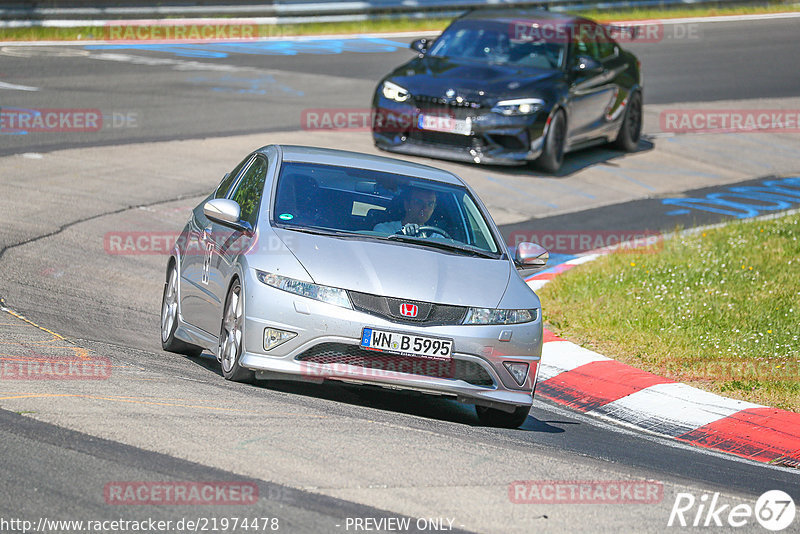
left=230, top=155, right=268, bottom=227
left=571, top=23, right=599, bottom=61
left=214, top=155, right=251, bottom=199
left=594, top=25, right=617, bottom=60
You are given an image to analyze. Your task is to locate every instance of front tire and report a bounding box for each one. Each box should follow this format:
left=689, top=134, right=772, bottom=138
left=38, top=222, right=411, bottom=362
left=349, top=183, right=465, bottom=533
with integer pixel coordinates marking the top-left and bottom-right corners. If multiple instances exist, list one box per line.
left=475, top=404, right=531, bottom=429
left=613, top=91, right=642, bottom=152
left=535, top=109, right=566, bottom=173
left=161, top=264, right=203, bottom=357
left=218, top=279, right=254, bottom=383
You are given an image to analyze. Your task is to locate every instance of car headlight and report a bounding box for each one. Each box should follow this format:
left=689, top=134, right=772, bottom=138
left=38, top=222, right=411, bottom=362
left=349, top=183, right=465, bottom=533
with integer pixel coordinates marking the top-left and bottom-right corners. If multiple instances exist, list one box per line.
left=491, top=98, right=544, bottom=116
left=256, top=271, right=352, bottom=309
left=462, top=308, right=539, bottom=325
left=382, top=80, right=410, bottom=103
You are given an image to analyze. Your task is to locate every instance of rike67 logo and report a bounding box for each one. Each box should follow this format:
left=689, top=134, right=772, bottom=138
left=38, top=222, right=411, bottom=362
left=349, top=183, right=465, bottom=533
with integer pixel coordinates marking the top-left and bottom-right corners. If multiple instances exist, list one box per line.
left=668, top=490, right=795, bottom=531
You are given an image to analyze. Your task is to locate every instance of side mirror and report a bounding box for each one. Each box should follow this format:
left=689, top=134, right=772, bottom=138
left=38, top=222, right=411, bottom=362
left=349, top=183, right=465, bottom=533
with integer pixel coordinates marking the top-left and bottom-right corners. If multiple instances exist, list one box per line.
left=572, top=55, right=603, bottom=75
left=410, top=38, right=429, bottom=55
left=203, top=198, right=253, bottom=235
left=512, top=242, right=549, bottom=271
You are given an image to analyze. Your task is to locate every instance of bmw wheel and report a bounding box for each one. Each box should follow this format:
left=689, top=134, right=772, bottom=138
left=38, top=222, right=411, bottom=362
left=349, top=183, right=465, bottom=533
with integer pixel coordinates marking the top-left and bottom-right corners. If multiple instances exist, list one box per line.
left=613, top=91, right=642, bottom=152
left=475, top=404, right=531, bottom=429
left=535, top=109, right=567, bottom=173
left=161, top=264, right=203, bottom=357
left=219, top=279, right=254, bottom=383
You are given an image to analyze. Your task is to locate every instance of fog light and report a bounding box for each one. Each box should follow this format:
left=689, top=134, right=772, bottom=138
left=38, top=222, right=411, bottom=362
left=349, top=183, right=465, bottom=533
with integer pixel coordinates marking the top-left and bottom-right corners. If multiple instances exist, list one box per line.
left=264, top=328, right=296, bottom=351
left=503, top=362, right=529, bottom=386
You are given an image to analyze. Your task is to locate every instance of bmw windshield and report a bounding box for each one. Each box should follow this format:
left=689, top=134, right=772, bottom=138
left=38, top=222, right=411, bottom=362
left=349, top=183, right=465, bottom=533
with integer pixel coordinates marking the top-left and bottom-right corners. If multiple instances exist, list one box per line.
left=272, top=161, right=502, bottom=257
left=428, top=19, right=567, bottom=70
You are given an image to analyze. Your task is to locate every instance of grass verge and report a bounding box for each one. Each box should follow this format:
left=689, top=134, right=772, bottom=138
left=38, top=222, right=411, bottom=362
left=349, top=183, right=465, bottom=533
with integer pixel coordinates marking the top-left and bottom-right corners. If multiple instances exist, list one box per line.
left=539, top=212, right=800, bottom=412
left=0, top=3, right=798, bottom=41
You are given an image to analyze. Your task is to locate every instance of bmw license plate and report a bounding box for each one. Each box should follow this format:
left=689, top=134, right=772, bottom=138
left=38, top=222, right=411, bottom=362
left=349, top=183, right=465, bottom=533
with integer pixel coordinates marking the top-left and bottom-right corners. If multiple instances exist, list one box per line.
left=417, top=114, right=471, bottom=135
left=361, top=328, right=453, bottom=360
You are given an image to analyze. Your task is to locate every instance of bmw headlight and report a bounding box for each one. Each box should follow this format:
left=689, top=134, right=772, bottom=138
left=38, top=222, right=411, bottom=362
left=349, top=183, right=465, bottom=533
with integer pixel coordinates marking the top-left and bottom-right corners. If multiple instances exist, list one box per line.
left=382, top=80, right=410, bottom=103
left=256, top=271, right=352, bottom=309
left=462, top=308, right=539, bottom=325
left=491, top=98, right=544, bottom=116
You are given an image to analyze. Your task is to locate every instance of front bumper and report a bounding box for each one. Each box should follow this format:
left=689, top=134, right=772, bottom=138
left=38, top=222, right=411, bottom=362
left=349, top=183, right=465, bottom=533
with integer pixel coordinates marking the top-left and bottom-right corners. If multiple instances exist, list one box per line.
left=372, top=98, right=549, bottom=166
left=239, top=269, right=542, bottom=411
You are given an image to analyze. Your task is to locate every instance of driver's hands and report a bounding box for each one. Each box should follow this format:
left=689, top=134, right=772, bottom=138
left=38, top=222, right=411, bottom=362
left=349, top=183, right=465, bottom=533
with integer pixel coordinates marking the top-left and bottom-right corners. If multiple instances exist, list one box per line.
left=401, top=223, right=420, bottom=236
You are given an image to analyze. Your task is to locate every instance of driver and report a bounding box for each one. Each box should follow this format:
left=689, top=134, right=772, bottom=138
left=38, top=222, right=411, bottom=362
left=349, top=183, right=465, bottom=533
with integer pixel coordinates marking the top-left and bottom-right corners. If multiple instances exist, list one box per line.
left=374, top=187, right=441, bottom=237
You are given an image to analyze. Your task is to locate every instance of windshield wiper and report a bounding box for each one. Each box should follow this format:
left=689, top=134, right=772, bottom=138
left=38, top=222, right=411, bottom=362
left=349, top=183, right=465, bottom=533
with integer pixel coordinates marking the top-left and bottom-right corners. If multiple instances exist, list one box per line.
left=282, top=227, right=498, bottom=258
left=281, top=226, right=362, bottom=238
left=385, top=234, right=497, bottom=258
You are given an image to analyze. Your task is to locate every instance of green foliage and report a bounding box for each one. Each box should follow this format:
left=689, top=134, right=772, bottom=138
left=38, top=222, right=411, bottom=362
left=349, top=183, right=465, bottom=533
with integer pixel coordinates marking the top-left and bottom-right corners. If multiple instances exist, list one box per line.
left=540, top=213, right=800, bottom=411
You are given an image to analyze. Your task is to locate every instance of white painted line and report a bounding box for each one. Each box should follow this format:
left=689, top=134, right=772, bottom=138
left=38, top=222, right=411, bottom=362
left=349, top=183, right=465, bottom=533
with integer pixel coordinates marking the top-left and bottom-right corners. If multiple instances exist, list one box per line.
left=538, top=341, right=610, bottom=381
left=565, top=253, right=602, bottom=266
left=527, top=279, right=549, bottom=291
left=591, top=382, right=763, bottom=437
left=0, top=80, right=39, bottom=91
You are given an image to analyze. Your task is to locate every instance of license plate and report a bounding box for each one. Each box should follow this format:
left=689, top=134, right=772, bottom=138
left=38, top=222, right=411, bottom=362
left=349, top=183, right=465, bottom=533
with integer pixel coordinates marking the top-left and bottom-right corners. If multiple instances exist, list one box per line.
left=417, top=113, right=471, bottom=135
left=361, top=328, right=453, bottom=360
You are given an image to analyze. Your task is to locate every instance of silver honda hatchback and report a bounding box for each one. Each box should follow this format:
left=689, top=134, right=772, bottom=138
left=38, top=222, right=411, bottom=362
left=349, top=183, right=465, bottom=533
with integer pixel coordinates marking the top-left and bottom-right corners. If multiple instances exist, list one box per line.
left=161, top=145, right=548, bottom=428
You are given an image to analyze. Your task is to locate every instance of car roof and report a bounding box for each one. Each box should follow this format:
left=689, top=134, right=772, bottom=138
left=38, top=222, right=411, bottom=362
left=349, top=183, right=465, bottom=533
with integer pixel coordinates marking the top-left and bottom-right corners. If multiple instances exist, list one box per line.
left=263, top=145, right=465, bottom=186
left=459, top=8, right=588, bottom=25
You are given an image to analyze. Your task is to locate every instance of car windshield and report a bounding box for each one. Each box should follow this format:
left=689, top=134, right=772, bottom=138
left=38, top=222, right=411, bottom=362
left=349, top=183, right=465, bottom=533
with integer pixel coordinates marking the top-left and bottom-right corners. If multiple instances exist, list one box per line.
left=273, top=161, right=501, bottom=256
left=428, top=19, right=567, bottom=70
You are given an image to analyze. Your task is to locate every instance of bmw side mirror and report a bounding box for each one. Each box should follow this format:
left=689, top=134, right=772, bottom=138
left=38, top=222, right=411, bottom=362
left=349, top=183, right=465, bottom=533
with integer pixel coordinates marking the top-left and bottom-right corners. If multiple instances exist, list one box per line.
left=572, top=55, right=602, bottom=74
left=203, top=198, right=253, bottom=235
left=410, top=38, right=428, bottom=55
left=512, top=242, right=549, bottom=271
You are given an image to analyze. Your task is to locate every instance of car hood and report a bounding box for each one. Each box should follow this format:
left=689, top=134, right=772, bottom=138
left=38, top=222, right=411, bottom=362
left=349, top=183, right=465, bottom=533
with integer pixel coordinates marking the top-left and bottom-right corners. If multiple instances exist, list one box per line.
left=275, top=229, right=511, bottom=308
left=388, top=57, right=561, bottom=103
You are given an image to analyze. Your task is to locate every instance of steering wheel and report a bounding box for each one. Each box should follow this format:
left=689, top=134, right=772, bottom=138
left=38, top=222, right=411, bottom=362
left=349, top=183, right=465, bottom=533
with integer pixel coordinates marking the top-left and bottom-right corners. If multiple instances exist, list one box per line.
left=417, top=225, right=452, bottom=239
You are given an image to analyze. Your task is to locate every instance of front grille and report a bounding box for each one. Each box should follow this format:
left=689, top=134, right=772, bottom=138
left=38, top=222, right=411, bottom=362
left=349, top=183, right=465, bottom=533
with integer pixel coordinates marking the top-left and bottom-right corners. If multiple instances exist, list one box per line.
left=413, top=95, right=481, bottom=122
left=408, top=94, right=483, bottom=147
left=415, top=104, right=479, bottom=123
left=414, top=94, right=481, bottom=109
left=295, top=343, right=494, bottom=386
left=349, top=291, right=468, bottom=326
left=408, top=130, right=477, bottom=148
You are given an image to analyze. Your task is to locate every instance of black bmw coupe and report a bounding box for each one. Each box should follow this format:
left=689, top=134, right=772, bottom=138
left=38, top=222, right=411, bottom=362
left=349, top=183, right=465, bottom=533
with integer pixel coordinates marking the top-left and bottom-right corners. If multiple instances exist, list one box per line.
left=371, top=9, right=643, bottom=172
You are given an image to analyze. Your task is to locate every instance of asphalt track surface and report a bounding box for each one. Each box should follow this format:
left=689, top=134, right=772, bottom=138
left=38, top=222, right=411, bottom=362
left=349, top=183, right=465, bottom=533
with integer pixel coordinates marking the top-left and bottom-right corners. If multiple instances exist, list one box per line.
left=0, top=15, right=799, bottom=534
left=0, top=16, right=799, bottom=155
